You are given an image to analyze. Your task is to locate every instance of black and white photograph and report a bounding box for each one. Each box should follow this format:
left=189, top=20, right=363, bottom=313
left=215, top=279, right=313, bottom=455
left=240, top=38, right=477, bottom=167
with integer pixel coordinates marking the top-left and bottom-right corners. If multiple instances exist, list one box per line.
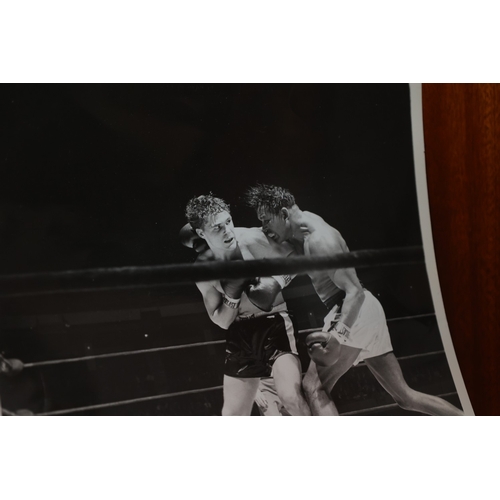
left=0, top=83, right=473, bottom=416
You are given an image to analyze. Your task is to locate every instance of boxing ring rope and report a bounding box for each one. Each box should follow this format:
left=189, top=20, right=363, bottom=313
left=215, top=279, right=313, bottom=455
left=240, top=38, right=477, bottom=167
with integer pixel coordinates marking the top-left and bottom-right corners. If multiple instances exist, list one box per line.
left=0, top=246, right=424, bottom=297
left=36, top=386, right=225, bottom=416
left=2, top=319, right=444, bottom=416
left=22, top=340, right=227, bottom=368
left=1, top=245, right=438, bottom=415
left=34, top=350, right=448, bottom=416
left=40, top=388, right=460, bottom=416
left=340, top=391, right=459, bottom=416
left=20, top=313, right=436, bottom=369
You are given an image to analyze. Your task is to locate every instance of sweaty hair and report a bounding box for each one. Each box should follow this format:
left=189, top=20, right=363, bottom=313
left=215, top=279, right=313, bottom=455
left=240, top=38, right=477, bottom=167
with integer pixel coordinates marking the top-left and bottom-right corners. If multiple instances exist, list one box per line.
left=245, top=184, right=296, bottom=215
left=185, top=194, right=230, bottom=230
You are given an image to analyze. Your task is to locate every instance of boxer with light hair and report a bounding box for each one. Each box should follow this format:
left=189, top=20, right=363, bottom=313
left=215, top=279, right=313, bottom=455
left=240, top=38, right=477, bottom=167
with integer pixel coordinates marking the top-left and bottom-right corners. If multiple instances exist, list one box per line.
left=183, top=193, right=313, bottom=416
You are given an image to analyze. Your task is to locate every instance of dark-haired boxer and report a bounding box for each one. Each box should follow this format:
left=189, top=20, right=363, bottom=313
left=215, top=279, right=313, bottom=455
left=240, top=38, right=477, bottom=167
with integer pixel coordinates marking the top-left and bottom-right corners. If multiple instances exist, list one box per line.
left=246, top=184, right=464, bottom=416
left=184, top=194, right=312, bottom=416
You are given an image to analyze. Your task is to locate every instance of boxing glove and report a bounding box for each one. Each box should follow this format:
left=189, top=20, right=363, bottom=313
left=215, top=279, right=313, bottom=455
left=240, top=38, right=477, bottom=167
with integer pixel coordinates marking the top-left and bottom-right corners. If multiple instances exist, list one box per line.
left=221, top=277, right=250, bottom=299
left=246, top=277, right=282, bottom=312
left=179, top=223, right=209, bottom=253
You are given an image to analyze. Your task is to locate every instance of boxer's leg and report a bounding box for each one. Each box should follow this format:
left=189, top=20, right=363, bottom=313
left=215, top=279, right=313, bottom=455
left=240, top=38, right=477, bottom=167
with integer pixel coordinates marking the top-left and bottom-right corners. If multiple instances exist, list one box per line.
left=365, top=352, right=464, bottom=416
left=222, top=375, right=260, bottom=416
left=302, top=361, right=338, bottom=416
left=255, top=378, right=285, bottom=416
left=272, top=353, right=311, bottom=416
left=303, top=343, right=362, bottom=415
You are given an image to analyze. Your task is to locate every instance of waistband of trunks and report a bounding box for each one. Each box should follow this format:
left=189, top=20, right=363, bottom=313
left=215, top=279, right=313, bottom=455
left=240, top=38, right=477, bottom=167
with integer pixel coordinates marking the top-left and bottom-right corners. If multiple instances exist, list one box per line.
left=323, top=285, right=370, bottom=312
left=235, top=310, right=289, bottom=322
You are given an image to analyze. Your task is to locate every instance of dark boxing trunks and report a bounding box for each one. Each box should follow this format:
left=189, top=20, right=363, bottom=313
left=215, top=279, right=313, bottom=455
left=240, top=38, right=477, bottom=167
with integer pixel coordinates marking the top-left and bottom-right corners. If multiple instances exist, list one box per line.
left=224, top=312, right=297, bottom=378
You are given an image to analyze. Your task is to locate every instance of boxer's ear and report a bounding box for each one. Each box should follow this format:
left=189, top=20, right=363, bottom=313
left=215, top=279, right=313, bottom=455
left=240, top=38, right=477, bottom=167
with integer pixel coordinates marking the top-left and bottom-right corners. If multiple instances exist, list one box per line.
left=195, top=228, right=206, bottom=239
left=281, top=207, right=289, bottom=220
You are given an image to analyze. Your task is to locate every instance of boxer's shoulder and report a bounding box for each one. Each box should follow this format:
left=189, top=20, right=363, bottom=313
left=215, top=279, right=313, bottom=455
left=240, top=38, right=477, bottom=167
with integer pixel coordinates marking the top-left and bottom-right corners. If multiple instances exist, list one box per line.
left=234, top=226, right=264, bottom=244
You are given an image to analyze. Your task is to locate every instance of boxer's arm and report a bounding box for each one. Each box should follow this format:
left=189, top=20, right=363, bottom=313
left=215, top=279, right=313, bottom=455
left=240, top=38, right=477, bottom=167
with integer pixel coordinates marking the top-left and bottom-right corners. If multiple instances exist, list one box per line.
left=196, top=281, right=239, bottom=330
left=266, top=235, right=295, bottom=257
left=309, top=235, right=365, bottom=329
left=238, top=228, right=297, bottom=307
left=329, top=268, right=365, bottom=328
left=266, top=237, right=298, bottom=288
left=238, top=227, right=295, bottom=259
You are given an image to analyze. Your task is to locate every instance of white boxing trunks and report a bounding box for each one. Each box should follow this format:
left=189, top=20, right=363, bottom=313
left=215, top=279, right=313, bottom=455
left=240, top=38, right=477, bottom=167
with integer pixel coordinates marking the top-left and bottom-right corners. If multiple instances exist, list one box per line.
left=322, top=290, right=393, bottom=365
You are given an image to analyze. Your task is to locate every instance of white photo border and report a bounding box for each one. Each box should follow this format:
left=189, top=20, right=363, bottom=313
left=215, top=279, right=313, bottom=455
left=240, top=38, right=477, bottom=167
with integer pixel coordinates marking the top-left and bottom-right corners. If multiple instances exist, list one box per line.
left=410, top=83, right=474, bottom=415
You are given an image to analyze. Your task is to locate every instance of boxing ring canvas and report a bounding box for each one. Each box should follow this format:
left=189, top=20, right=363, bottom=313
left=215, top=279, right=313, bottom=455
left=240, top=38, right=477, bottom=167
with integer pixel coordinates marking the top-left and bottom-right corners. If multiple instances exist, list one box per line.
left=0, top=83, right=473, bottom=415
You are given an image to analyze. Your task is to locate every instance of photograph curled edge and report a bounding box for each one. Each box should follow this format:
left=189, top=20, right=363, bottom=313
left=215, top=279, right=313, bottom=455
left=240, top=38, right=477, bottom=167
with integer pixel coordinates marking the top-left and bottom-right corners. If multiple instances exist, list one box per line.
left=410, top=83, right=474, bottom=415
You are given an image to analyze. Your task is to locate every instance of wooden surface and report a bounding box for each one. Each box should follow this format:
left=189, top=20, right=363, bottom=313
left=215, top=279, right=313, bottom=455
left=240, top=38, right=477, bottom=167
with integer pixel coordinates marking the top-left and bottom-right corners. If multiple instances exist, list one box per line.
left=423, top=84, right=500, bottom=415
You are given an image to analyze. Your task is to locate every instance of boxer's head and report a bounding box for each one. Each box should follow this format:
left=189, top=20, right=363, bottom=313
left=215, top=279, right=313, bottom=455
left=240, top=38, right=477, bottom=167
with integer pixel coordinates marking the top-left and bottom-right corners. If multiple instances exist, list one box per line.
left=305, top=331, right=340, bottom=366
left=245, top=184, right=296, bottom=244
left=185, top=194, right=237, bottom=251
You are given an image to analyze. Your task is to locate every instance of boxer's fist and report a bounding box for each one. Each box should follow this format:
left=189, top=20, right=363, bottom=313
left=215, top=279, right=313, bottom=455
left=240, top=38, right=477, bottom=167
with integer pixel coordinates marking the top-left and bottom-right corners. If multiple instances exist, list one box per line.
left=179, top=223, right=209, bottom=253
left=246, top=277, right=281, bottom=312
left=179, top=223, right=198, bottom=248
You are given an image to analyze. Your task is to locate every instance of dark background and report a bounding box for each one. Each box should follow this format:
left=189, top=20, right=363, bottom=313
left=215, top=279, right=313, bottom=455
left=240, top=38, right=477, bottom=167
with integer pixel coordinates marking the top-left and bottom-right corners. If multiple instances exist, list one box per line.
left=0, top=84, right=420, bottom=273
left=0, top=84, right=462, bottom=415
